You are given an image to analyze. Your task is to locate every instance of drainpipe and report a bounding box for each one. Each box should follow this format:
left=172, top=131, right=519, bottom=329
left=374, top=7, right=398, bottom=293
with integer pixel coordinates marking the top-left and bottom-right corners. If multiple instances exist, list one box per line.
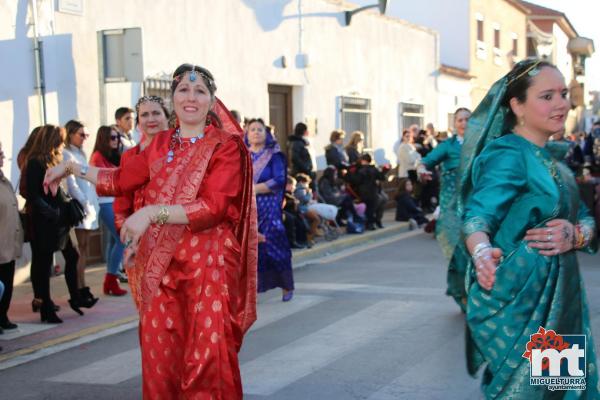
left=30, top=0, right=47, bottom=125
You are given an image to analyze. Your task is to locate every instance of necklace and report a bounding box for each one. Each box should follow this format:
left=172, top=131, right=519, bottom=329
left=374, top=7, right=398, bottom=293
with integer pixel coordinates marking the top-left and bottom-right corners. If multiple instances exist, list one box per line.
left=167, top=127, right=206, bottom=163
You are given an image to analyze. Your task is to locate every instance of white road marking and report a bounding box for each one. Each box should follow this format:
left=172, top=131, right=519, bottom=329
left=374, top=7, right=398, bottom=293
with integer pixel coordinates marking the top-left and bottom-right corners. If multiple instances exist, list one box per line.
left=241, top=300, right=435, bottom=396
left=47, top=348, right=141, bottom=385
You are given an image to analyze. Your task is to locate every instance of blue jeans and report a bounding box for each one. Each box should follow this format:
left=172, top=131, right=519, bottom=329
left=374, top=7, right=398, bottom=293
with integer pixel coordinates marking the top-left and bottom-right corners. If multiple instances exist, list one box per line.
left=99, top=202, right=124, bottom=275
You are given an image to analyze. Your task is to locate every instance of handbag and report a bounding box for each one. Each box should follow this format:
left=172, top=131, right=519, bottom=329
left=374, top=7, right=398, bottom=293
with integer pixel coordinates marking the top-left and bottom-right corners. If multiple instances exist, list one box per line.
left=63, top=197, right=86, bottom=228
left=18, top=209, right=31, bottom=243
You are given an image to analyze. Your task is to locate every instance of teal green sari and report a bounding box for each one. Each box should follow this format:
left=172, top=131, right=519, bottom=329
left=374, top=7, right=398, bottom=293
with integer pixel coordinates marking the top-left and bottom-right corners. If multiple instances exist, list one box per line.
left=422, top=136, right=467, bottom=309
left=454, top=65, right=599, bottom=398
left=462, top=133, right=599, bottom=399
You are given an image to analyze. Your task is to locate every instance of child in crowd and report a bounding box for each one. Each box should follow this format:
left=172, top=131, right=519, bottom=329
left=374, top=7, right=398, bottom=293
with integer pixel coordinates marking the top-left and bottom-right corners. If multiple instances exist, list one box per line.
left=395, top=178, right=429, bottom=230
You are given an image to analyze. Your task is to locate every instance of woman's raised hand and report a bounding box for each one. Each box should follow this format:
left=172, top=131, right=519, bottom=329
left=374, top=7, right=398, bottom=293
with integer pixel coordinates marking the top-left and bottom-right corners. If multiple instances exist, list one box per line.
left=524, top=219, right=575, bottom=256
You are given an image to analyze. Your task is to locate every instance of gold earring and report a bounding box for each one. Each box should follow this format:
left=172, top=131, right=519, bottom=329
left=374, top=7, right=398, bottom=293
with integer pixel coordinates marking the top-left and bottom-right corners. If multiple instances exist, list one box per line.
left=519, top=117, right=525, bottom=126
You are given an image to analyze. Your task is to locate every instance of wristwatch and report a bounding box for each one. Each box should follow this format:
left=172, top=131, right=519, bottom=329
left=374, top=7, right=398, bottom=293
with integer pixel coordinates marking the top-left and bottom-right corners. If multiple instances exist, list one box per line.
left=80, top=164, right=89, bottom=176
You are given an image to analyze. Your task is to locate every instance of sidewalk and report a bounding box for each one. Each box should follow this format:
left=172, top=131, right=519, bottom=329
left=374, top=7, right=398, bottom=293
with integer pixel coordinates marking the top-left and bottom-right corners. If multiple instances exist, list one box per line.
left=0, top=209, right=413, bottom=365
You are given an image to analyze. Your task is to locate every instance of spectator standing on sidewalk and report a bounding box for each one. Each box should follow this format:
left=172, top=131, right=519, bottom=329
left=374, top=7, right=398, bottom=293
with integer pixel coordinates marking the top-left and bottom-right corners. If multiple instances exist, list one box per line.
left=21, top=125, right=87, bottom=322
left=62, top=120, right=100, bottom=306
left=352, top=154, right=389, bottom=230
left=288, top=122, right=315, bottom=185
left=246, top=118, right=294, bottom=302
left=345, top=131, right=365, bottom=164
left=114, top=107, right=137, bottom=151
left=90, top=126, right=127, bottom=296
left=397, top=129, right=421, bottom=184
left=325, top=129, right=349, bottom=171
left=0, top=140, right=23, bottom=331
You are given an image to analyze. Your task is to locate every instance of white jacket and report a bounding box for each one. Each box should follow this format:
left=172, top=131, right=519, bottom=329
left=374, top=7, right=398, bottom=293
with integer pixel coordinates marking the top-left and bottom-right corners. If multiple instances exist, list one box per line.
left=396, top=142, right=421, bottom=178
left=63, top=145, right=99, bottom=230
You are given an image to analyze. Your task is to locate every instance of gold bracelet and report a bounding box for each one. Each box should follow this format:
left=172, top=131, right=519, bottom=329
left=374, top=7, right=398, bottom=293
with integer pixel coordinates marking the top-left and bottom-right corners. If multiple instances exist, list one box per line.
left=64, top=161, right=74, bottom=176
left=152, top=206, right=169, bottom=225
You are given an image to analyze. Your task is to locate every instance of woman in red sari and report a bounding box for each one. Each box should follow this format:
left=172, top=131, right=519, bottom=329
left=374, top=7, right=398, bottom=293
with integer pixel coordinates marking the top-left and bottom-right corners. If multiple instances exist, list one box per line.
left=44, top=64, right=257, bottom=399
left=113, top=95, right=170, bottom=295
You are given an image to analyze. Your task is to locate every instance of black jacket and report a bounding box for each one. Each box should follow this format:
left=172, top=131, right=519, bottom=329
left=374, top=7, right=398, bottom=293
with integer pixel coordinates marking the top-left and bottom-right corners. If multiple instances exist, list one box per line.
left=25, top=158, right=70, bottom=252
left=318, top=177, right=344, bottom=206
left=353, top=164, right=385, bottom=200
left=345, top=146, right=361, bottom=165
left=288, top=135, right=313, bottom=176
left=324, top=145, right=349, bottom=170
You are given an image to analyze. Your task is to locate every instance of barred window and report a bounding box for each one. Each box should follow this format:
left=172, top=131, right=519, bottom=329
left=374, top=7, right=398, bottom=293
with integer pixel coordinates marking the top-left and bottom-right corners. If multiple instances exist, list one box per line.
left=340, top=96, right=371, bottom=147
left=399, top=102, right=424, bottom=131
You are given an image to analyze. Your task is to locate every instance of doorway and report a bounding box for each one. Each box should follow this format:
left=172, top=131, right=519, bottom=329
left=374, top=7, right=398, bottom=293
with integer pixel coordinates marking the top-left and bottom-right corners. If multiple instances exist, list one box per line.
left=268, top=84, right=293, bottom=156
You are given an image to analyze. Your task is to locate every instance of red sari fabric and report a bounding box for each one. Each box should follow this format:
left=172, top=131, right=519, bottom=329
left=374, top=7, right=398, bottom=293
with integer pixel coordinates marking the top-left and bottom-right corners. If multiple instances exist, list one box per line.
left=97, top=105, right=257, bottom=399
left=113, top=145, right=145, bottom=234
left=112, top=144, right=147, bottom=307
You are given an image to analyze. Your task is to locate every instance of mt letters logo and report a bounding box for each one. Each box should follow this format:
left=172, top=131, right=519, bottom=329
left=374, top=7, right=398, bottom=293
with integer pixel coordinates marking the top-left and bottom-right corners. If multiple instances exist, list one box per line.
left=523, top=326, right=586, bottom=391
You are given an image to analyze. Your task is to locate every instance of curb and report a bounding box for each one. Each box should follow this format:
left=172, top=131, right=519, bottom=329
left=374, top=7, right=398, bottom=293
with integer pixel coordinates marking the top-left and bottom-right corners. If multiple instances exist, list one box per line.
left=291, top=221, right=410, bottom=267
left=0, top=315, right=138, bottom=366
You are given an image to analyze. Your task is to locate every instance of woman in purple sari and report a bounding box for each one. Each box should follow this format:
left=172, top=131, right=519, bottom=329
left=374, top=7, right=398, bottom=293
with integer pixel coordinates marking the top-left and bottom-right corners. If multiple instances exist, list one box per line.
left=246, top=119, right=294, bottom=301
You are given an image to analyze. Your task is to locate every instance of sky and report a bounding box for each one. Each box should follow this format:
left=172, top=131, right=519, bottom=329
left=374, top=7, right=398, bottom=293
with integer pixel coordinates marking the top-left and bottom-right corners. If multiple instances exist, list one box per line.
left=350, top=0, right=600, bottom=91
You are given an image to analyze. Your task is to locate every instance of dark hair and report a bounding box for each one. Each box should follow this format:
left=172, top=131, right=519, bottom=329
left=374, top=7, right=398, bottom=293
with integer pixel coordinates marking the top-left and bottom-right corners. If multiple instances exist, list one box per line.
left=396, top=177, right=412, bottom=198
left=230, top=109, right=242, bottom=123
left=26, top=124, right=66, bottom=168
left=502, top=59, right=558, bottom=128
left=64, top=119, right=84, bottom=145
left=295, top=172, right=311, bottom=184
left=322, top=165, right=336, bottom=183
left=134, top=96, right=170, bottom=126
left=115, top=107, right=133, bottom=121
left=454, top=107, right=471, bottom=118
left=170, top=64, right=221, bottom=128
left=360, top=153, right=372, bottom=163
left=246, top=118, right=266, bottom=128
left=93, top=126, right=121, bottom=166
left=17, top=126, right=42, bottom=170
left=294, top=122, right=307, bottom=137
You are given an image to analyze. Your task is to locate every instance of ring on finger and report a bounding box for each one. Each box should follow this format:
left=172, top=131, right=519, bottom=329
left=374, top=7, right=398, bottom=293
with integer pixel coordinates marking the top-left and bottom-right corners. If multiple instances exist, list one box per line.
left=125, top=238, right=133, bottom=248
left=547, top=234, right=553, bottom=242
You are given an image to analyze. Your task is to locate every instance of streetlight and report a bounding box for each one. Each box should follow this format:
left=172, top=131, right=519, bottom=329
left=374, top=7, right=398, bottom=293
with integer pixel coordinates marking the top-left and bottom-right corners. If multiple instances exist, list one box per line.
left=344, top=0, right=387, bottom=26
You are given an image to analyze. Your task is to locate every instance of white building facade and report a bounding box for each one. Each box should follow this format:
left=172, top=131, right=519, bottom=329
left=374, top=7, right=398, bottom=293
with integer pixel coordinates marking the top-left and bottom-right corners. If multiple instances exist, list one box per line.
left=0, top=0, right=440, bottom=181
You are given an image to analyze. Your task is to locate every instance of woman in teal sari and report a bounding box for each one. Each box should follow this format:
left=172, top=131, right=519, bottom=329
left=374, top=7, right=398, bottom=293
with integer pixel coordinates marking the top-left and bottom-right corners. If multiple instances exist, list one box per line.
left=460, top=59, right=599, bottom=398
left=418, top=107, right=471, bottom=310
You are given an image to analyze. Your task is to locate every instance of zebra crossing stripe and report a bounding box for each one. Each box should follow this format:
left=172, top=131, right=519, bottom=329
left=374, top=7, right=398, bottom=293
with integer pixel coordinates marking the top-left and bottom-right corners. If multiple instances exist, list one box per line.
left=46, top=348, right=141, bottom=385
left=241, top=301, right=421, bottom=396
left=251, top=295, right=328, bottom=332
left=367, top=333, right=480, bottom=400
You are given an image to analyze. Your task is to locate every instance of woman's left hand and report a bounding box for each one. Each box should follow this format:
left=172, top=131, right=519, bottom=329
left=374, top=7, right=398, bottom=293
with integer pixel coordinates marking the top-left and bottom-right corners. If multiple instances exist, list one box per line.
left=524, top=219, right=574, bottom=256
left=120, top=206, right=154, bottom=253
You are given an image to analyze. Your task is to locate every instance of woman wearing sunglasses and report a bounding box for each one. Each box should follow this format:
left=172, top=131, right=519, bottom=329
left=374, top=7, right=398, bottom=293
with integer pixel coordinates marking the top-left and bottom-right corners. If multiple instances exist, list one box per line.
left=90, top=126, right=127, bottom=296
left=62, top=120, right=100, bottom=307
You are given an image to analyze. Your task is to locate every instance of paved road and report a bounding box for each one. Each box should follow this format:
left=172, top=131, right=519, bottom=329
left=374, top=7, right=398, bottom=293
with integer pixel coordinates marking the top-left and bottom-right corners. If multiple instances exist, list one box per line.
left=1, top=231, right=599, bottom=399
